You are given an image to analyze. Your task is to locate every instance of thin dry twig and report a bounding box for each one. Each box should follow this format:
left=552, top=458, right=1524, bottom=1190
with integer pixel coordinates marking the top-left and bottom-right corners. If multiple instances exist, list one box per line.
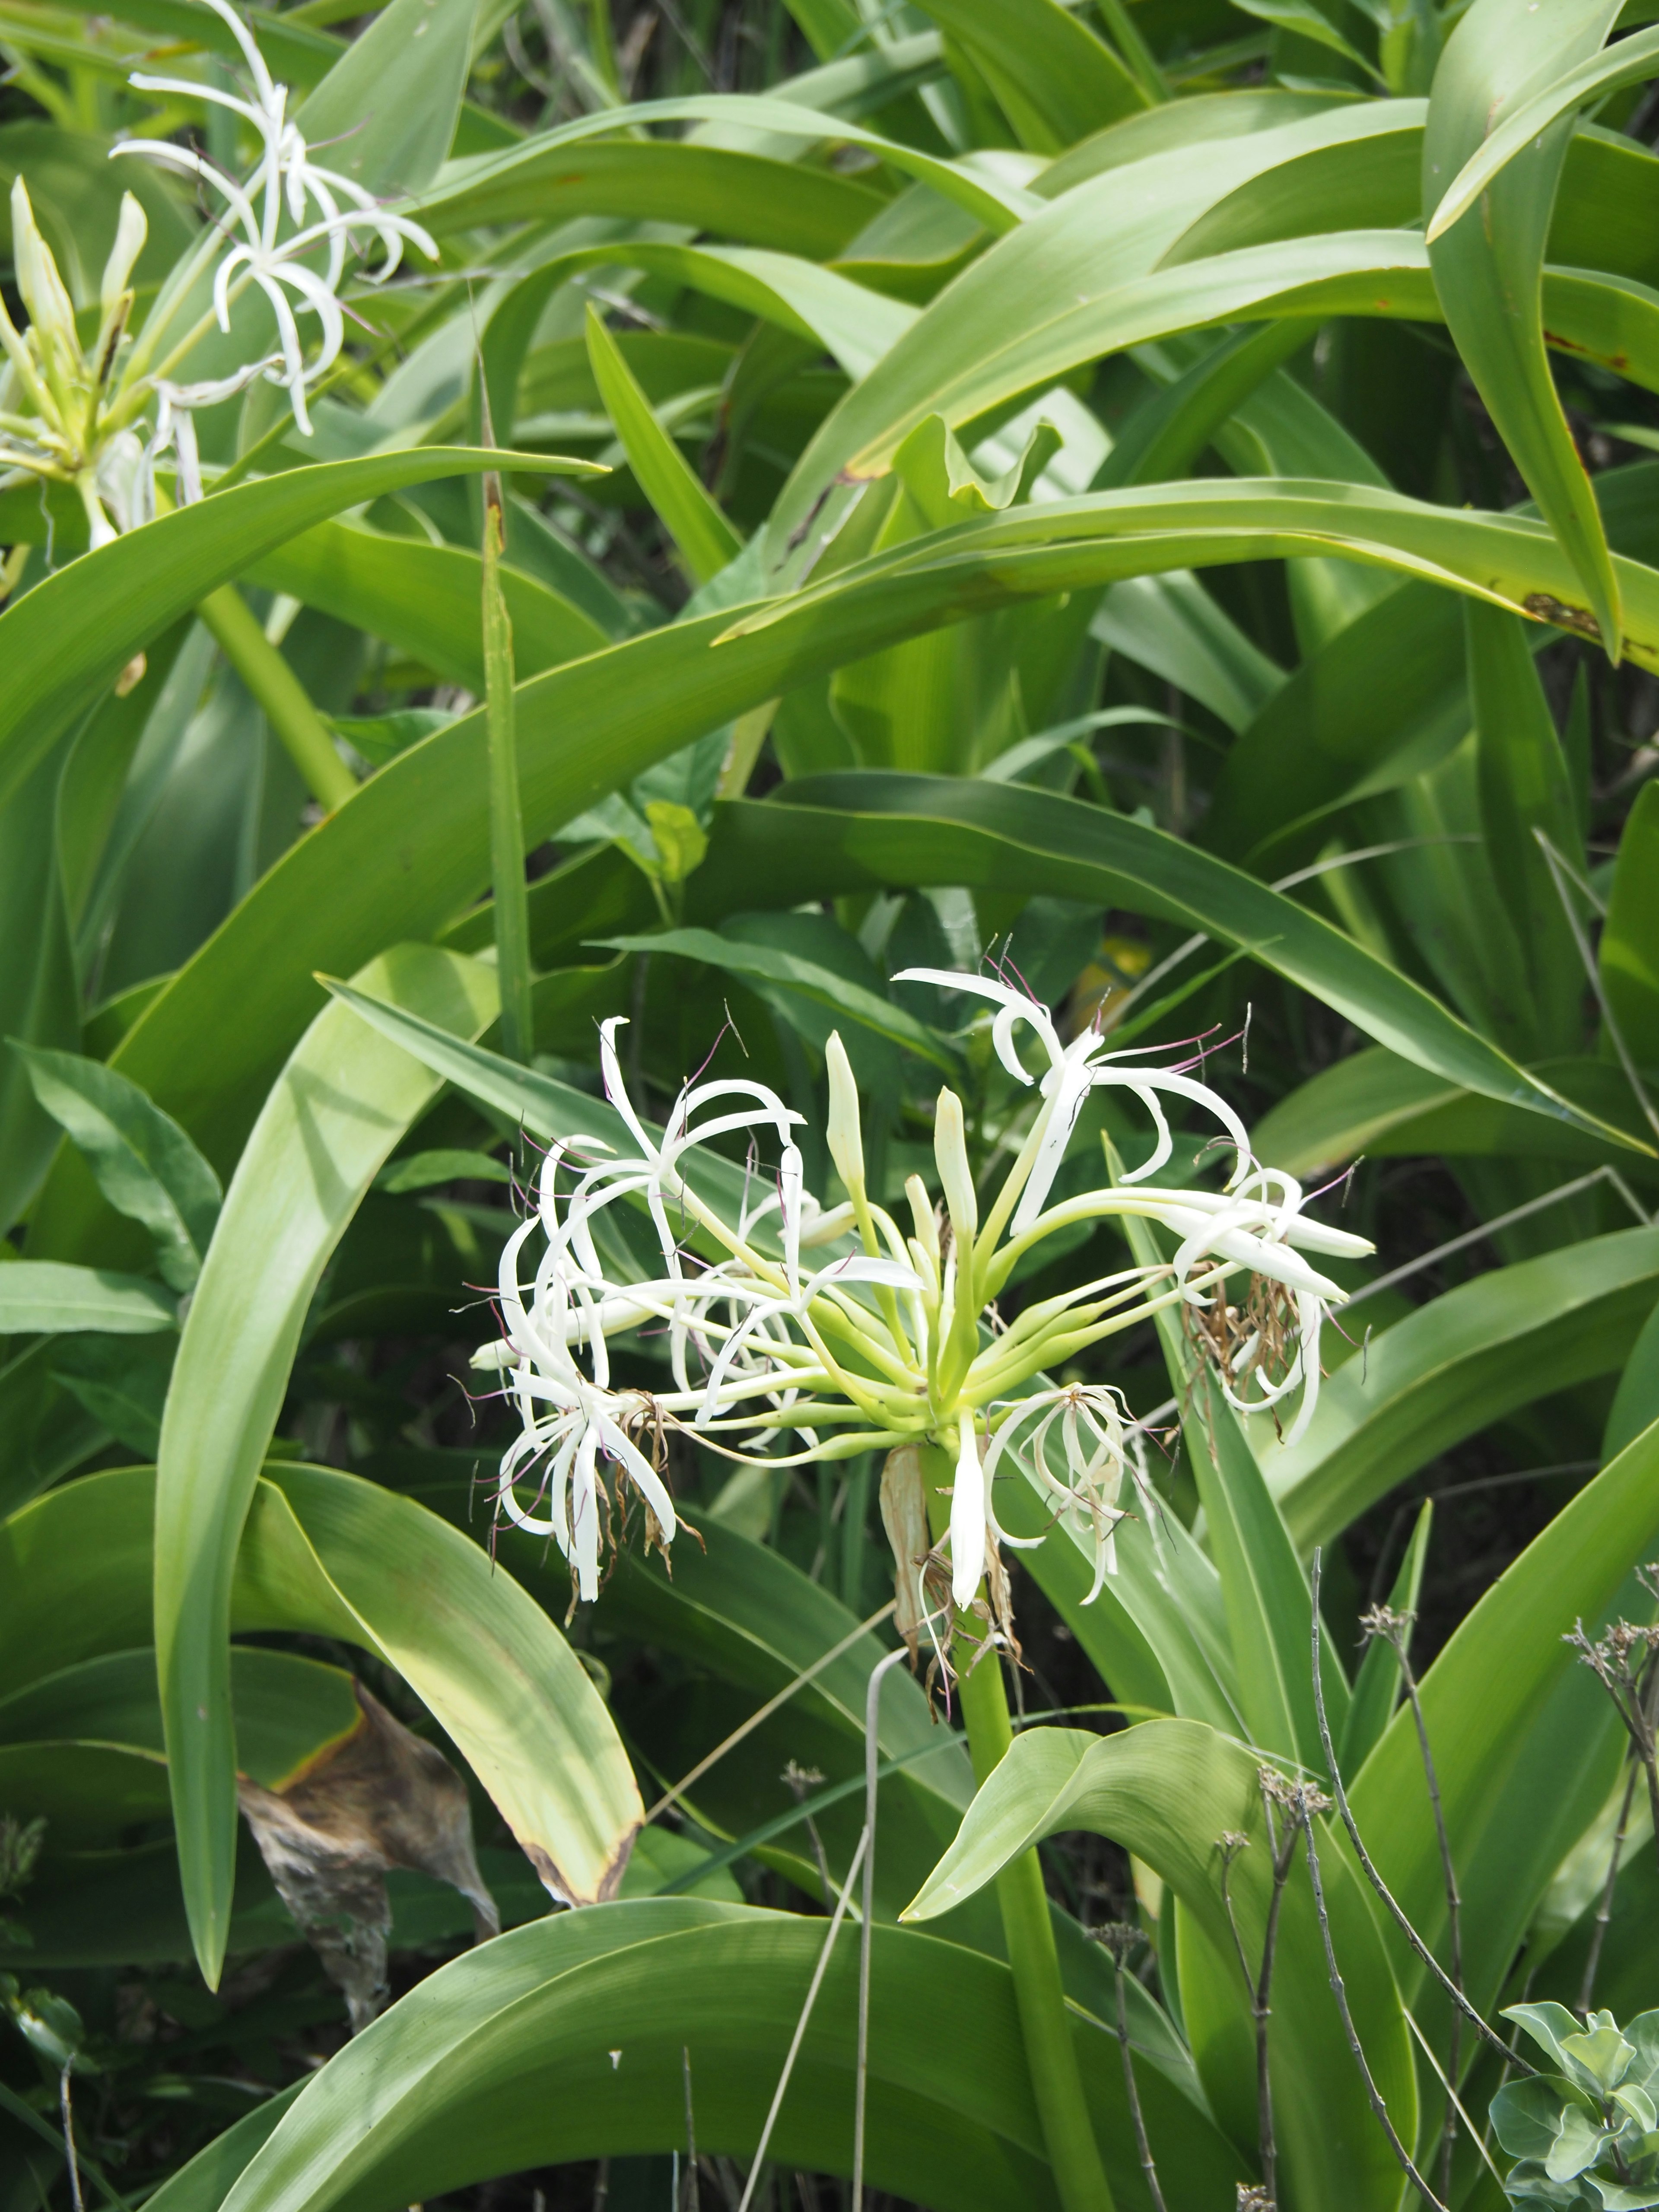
left=647, top=1600, right=897, bottom=1822
left=1580, top=1759, right=1641, bottom=2017
left=1095, top=1924, right=1168, bottom=2212
left=735, top=1828, right=868, bottom=2212
left=1362, top=1604, right=1463, bottom=2200
left=1309, top=1552, right=1537, bottom=2076
left=1299, top=1803, right=1449, bottom=2212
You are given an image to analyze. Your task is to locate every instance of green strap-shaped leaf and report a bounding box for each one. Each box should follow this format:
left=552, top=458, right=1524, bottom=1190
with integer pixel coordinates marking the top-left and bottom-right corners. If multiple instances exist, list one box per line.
left=204, top=1902, right=1241, bottom=2212
left=0, top=1259, right=175, bottom=1334
left=14, top=1044, right=221, bottom=1292
left=1424, top=0, right=1624, bottom=655
left=0, top=446, right=602, bottom=817
left=0, top=1646, right=362, bottom=1789
left=248, top=522, right=610, bottom=691
left=1467, top=599, right=1587, bottom=1054
left=1254, top=1047, right=1654, bottom=1179
left=1351, top=1419, right=1659, bottom=2002
left=1602, top=779, right=1659, bottom=1068
left=757, top=770, right=1641, bottom=1146
left=409, top=92, right=1037, bottom=239
left=156, top=945, right=521, bottom=1983
left=294, top=0, right=474, bottom=199
left=905, top=1720, right=1415, bottom=2211
left=30, top=480, right=1659, bottom=1271
left=1427, top=22, right=1659, bottom=242
left=1263, top=1225, right=1659, bottom=1549
left=594, top=925, right=956, bottom=1070
left=243, top=1465, right=643, bottom=1908
left=921, top=0, right=1146, bottom=149
left=585, top=304, right=743, bottom=589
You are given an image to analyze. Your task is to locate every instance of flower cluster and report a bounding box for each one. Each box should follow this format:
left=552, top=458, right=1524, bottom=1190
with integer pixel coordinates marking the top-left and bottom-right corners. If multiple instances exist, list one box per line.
left=0, top=0, right=435, bottom=543
left=475, top=972, right=1372, bottom=1630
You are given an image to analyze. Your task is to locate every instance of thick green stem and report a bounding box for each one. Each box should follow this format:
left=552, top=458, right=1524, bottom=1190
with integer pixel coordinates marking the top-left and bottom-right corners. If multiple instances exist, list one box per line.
left=197, top=584, right=356, bottom=813
left=481, top=492, right=534, bottom=1063
left=922, top=1450, right=1115, bottom=2212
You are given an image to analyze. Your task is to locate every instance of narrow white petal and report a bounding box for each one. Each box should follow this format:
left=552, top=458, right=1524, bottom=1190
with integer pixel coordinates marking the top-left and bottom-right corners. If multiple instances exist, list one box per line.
left=950, top=1420, right=986, bottom=1607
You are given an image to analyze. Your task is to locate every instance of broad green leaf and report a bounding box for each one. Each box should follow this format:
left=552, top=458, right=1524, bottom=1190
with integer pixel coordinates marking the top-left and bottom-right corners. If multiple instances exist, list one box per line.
left=0, top=734, right=78, bottom=1229
left=434, top=137, right=886, bottom=255
left=408, top=94, right=1038, bottom=240
left=1351, top=1419, right=1659, bottom=2005
left=1263, top=1225, right=1659, bottom=1548
left=295, top=0, right=475, bottom=197
left=1254, top=1047, right=1656, bottom=1179
left=1467, top=598, right=1585, bottom=1055
left=1605, top=1297, right=1659, bottom=1463
left=1426, top=22, right=1659, bottom=241
left=1231, top=0, right=1376, bottom=74
left=905, top=1720, right=1414, bottom=2211
left=593, top=924, right=956, bottom=1070
left=920, top=0, right=1145, bottom=150
left=14, top=1043, right=221, bottom=1292
left=142, top=2085, right=307, bottom=2212
left=156, top=944, right=495, bottom=1984
left=0, top=1259, right=175, bottom=1333
left=1602, top=780, right=1659, bottom=1067
left=767, top=97, right=1426, bottom=540
left=206, top=1901, right=1242, bottom=2212
left=0, top=1646, right=362, bottom=1789
left=585, top=305, right=742, bottom=589
left=757, top=769, right=1638, bottom=1144
left=0, top=447, right=602, bottom=818
left=1184, top=1372, right=1330, bottom=1770
left=249, top=522, right=609, bottom=692
left=492, top=239, right=915, bottom=382
left=1424, top=0, right=1624, bottom=655
left=7, top=1459, right=642, bottom=1990
left=33, top=477, right=1659, bottom=1272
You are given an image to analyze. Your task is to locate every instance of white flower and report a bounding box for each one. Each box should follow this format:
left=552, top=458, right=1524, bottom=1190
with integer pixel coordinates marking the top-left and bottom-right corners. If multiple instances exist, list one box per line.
left=894, top=965, right=1253, bottom=1232
left=475, top=985, right=1373, bottom=1617
left=114, top=0, right=436, bottom=441
left=982, top=1383, right=1149, bottom=1602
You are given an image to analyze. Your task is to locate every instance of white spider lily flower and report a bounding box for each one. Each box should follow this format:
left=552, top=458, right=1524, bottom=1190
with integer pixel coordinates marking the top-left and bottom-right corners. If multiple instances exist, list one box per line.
left=477, top=987, right=1373, bottom=1624
left=982, top=1384, right=1148, bottom=1602
left=495, top=1376, right=676, bottom=1601
left=896, top=966, right=1252, bottom=1232
left=112, top=0, right=435, bottom=442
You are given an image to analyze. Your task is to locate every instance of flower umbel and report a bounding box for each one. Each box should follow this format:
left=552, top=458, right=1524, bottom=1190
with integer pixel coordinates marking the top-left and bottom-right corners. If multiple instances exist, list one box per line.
left=475, top=973, right=1372, bottom=1626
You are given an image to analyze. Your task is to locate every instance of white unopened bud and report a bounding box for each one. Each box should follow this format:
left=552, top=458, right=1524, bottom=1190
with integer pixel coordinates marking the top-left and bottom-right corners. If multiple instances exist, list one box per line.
left=101, top=193, right=148, bottom=318
left=933, top=1087, right=977, bottom=1246
left=824, top=1031, right=865, bottom=1198
left=906, top=1174, right=938, bottom=1266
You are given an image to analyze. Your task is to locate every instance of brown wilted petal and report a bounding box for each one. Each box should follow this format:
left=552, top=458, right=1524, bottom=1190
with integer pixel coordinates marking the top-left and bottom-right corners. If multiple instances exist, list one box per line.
left=237, top=1681, right=498, bottom=2032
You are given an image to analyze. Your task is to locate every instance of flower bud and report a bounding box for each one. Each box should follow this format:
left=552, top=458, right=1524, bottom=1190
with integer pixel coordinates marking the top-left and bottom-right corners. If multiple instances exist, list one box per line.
left=933, top=1087, right=977, bottom=1246
left=101, top=193, right=148, bottom=320
left=824, top=1031, right=865, bottom=1198
left=905, top=1174, right=938, bottom=1267
left=11, top=178, right=75, bottom=361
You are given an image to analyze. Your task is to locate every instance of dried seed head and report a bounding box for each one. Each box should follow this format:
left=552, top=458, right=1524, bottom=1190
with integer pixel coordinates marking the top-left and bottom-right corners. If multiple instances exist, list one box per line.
left=1093, top=1920, right=1143, bottom=1970
left=1360, top=1603, right=1415, bottom=1645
